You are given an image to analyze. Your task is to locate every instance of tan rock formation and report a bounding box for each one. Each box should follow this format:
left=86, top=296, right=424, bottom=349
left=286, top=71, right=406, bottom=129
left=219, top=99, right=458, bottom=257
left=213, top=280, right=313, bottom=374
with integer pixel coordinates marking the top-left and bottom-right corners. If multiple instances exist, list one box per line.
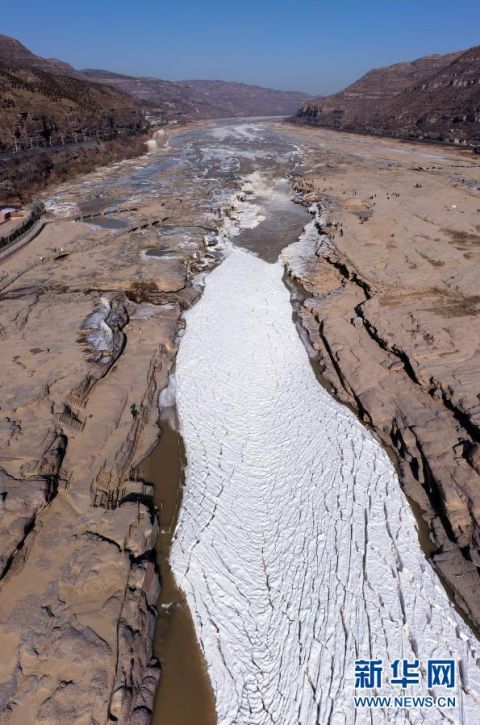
left=0, top=148, right=222, bottom=722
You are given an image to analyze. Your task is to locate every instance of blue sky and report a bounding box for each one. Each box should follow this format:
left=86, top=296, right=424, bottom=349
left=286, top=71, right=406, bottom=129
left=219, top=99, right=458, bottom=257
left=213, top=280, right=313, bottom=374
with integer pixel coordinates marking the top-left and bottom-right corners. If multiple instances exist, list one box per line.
left=1, top=0, right=478, bottom=93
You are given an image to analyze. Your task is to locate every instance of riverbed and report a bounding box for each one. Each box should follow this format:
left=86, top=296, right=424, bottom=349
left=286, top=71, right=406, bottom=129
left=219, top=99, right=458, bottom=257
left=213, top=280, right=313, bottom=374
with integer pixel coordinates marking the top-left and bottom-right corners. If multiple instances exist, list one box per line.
left=41, top=119, right=480, bottom=724
left=168, top=122, right=480, bottom=724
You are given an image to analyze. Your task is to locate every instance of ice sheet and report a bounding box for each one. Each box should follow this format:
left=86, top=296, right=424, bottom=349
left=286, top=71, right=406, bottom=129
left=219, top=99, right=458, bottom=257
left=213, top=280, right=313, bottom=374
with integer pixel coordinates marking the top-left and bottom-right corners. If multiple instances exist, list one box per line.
left=171, top=247, right=480, bottom=724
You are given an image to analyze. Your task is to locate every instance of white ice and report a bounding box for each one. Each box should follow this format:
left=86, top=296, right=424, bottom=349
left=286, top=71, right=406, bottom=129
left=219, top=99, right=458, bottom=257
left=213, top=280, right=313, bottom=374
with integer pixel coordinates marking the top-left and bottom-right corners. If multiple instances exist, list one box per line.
left=208, top=181, right=266, bottom=248
left=171, top=244, right=480, bottom=724
left=82, top=297, right=114, bottom=352
left=208, top=124, right=268, bottom=142
left=43, top=197, right=79, bottom=217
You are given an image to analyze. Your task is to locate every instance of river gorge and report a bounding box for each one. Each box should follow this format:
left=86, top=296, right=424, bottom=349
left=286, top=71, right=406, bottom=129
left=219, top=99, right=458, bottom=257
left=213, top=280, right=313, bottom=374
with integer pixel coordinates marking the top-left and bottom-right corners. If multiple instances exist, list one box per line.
left=0, top=119, right=479, bottom=724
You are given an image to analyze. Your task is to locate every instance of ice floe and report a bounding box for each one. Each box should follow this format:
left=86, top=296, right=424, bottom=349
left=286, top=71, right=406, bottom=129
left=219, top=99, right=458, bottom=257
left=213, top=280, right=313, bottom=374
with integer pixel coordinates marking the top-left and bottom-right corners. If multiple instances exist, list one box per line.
left=79, top=297, right=126, bottom=364
left=282, top=202, right=334, bottom=276
left=205, top=179, right=266, bottom=248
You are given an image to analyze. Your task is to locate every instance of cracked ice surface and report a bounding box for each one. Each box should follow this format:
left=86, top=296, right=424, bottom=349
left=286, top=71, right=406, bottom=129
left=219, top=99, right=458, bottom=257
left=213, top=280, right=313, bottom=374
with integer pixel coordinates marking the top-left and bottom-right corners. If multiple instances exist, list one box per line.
left=171, top=248, right=480, bottom=724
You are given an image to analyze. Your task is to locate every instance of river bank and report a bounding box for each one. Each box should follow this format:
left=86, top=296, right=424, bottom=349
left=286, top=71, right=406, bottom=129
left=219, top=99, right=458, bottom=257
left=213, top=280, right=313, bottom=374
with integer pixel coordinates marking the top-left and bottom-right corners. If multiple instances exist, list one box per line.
left=279, top=122, right=480, bottom=633
left=0, top=126, right=247, bottom=722
left=0, top=133, right=155, bottom=205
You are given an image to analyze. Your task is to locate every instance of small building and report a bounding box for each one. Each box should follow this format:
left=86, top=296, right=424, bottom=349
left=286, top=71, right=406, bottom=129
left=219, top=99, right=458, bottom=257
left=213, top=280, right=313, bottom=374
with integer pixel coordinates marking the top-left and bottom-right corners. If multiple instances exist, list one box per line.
left=0, top=208, right=16, bottom=224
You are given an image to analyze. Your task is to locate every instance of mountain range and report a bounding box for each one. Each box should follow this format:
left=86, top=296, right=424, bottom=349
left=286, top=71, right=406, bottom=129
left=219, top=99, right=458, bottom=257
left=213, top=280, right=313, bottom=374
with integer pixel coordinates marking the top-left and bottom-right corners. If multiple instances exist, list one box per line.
left=2, top=32, right=479, bottom=159
left=0, top=35, right=311, bottom=152
left=81, top=70, right=311, bottom=121
left=293, top=46, right=480, bottom=143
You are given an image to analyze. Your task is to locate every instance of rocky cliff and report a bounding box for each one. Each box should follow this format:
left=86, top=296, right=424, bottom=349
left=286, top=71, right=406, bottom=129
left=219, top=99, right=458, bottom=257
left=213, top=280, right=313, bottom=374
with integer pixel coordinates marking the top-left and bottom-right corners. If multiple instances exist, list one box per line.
left=379, top=45, right=480, bottom=141
left=0, top=144, right=228, bottom=724
left=293, top=46, right=480, bottom=143
left=0, top=36, right=145, bottom=153
left=0, top=136, right=148, bottom=204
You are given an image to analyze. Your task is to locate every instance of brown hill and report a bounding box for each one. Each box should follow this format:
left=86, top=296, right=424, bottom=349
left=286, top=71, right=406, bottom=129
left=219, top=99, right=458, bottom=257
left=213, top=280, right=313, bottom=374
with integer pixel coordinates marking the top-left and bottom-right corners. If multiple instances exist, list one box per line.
left=83, top=70, right=312, bottom=120
left=0, top=34, right=87, bottom=79
left=292, top=48, right=480, bottom=143
left=0, top=36, right=144, bottom=152
left=377, top=45, right=480, bottom=142
left=176, top=79, right=312, bottom=118
left=82, top=69, right=219, bottom=120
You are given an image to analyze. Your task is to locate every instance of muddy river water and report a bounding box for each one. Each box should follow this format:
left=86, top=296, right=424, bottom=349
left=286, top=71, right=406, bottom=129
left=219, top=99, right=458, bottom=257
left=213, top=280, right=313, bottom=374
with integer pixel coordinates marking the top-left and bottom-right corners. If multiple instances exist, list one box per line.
left=47, top=120, right=480, bottom=724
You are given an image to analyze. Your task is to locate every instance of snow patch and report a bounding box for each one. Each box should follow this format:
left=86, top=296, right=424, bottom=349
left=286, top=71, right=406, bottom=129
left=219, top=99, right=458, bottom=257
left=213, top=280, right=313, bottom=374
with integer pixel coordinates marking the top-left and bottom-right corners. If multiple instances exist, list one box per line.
left=82, top=297, right=114, bottom=352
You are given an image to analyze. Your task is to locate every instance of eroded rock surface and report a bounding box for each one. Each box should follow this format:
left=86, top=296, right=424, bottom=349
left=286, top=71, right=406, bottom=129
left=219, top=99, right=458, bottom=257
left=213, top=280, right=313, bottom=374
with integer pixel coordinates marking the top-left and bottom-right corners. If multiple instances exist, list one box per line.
left=0, top=139, right=232, bottom=723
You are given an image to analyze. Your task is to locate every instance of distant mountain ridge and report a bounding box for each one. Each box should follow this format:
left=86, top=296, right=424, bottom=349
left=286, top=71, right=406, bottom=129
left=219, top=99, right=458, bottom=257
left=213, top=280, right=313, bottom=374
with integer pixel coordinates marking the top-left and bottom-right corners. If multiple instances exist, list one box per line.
left=292, top=47, right=480, bottom=143
left=81, top=69, right=223, bottom=120
left=176, top=79, right=313, bottom=117
left=82, top=70, right=312, bottom=120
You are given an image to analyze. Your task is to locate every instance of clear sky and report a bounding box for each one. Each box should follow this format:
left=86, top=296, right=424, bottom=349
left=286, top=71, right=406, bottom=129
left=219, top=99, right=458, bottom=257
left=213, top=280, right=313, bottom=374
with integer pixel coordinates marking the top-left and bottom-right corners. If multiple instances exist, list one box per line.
left=1, top=0, right=479, bottom=94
